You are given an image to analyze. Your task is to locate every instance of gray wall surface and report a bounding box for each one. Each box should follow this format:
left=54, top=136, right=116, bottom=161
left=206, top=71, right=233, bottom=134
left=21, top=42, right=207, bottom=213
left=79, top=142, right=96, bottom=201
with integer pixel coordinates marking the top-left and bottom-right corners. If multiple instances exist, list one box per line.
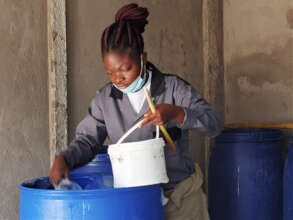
left=3, top=0, right=292, bottom=218
left=67, top=1, right=207, bottom=170
left=0, top=1, right=49, bottom=219
left=224, top=0, right=293, bottom=123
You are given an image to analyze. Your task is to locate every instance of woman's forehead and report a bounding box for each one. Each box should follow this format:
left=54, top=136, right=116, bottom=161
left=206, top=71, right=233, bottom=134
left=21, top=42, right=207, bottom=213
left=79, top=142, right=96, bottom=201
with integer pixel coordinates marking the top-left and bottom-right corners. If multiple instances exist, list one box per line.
left=103, top=50, right=137, bottom=69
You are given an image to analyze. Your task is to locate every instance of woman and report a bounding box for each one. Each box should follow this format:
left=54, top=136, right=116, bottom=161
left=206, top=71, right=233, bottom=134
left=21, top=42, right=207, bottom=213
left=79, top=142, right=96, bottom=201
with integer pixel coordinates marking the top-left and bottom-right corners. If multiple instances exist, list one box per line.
left=50, top=3, right=222, bottom=220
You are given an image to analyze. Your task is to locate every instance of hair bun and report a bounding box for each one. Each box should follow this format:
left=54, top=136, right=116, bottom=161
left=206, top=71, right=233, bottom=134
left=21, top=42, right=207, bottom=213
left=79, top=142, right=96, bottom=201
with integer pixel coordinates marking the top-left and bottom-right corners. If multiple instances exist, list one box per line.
left=115, top=3, right=149, bottom=34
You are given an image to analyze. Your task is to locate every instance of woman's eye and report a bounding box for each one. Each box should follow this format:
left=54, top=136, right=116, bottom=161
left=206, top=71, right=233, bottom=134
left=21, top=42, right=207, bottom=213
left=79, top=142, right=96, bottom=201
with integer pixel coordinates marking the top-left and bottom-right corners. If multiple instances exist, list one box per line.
left=122, top=67, right=131, bottom=72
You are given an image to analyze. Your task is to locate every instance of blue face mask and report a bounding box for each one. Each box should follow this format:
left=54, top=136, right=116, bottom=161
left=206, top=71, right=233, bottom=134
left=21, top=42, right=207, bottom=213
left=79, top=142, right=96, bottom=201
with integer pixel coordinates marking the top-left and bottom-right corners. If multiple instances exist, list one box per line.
left=113, top=55, right=146, bottom=93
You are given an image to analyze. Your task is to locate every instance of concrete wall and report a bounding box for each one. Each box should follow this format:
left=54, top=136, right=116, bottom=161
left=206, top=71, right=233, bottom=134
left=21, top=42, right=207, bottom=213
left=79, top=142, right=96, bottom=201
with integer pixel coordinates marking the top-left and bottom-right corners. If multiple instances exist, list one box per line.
left=67, top=1, right=207, bottom=170
left=0, top=1, right=49, bottom=219
left=1, top=0, right=291, bottom=218
left=224, top=0, right=293, bottom=123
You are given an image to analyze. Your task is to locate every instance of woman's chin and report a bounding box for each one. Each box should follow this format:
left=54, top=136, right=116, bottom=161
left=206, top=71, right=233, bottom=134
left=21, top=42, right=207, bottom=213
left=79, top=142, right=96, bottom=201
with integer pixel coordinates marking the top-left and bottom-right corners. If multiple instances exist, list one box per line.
left=116, top=84, right=128, bottom=89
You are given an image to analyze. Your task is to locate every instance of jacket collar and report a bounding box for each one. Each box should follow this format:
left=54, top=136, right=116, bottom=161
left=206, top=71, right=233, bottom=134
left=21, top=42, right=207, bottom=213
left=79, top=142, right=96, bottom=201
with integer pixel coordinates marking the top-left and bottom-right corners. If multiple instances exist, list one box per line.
left=109, top=61, right=165, bottom=99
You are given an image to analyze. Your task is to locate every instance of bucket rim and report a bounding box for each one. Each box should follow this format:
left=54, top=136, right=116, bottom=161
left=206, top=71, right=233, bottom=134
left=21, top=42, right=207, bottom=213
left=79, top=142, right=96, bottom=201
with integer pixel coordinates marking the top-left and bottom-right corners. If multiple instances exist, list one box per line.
left=109, top=137, right=165, bottom=151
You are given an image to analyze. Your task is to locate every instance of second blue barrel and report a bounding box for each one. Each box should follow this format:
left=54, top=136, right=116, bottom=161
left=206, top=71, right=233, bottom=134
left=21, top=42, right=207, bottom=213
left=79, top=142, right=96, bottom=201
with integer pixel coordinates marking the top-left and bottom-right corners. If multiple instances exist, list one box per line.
left=209, top=128, right=282, bottom=220
left=284, top=136, right=293, bottom=220
left=70, top=153, right=112, bottom=176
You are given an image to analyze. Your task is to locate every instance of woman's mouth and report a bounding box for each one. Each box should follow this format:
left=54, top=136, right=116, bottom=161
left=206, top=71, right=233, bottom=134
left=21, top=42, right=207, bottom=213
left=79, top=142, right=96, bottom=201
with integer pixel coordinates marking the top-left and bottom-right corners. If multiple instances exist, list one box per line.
left=116, top=83, right=128, bottom=89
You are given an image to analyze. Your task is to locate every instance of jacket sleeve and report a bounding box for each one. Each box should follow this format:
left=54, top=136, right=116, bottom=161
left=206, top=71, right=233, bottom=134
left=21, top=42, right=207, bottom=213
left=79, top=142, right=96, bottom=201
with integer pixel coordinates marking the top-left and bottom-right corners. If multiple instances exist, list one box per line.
left=173, top=77, right=223, bottom=137
left=59, top=92, right=107, bottom=170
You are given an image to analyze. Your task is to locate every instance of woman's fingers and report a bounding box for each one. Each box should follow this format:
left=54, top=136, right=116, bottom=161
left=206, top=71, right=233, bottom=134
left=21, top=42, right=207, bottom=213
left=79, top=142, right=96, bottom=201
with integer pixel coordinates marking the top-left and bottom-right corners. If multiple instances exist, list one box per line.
left=139, top=116, right=153, bottom=127
left=49, top=155, right=69, bottom=185
left=139, top=104, right=183, bottom=128
left=139, top=111, right=164, bottom=127
left=64, top=168, right=70, bottom=180
left=50, top=169, right=62, bottom=185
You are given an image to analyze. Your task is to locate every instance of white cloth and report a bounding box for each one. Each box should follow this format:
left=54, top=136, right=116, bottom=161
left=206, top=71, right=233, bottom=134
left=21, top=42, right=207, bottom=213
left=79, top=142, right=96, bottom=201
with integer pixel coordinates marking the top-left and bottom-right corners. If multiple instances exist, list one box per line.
left=127, top=71, right=152, bottom=114
left=164, top=164, right=210, bottom=220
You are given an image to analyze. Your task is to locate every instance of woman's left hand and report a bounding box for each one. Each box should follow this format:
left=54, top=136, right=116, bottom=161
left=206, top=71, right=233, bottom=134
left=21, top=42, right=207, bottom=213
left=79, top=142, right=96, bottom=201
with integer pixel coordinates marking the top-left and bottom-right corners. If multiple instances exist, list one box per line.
left=139, top=104, right=185, bottom=127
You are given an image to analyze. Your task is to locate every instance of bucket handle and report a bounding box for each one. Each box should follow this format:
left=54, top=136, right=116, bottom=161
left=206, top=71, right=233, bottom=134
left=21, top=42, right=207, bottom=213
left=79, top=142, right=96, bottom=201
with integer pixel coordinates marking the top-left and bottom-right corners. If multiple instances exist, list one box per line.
left=116, top=119, right=160, bottom=145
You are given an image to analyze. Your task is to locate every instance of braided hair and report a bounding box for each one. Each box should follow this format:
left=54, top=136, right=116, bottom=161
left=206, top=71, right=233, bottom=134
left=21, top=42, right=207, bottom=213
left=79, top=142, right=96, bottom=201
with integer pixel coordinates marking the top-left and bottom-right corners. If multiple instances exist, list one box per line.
left=101, top=3, right=149, bottom=59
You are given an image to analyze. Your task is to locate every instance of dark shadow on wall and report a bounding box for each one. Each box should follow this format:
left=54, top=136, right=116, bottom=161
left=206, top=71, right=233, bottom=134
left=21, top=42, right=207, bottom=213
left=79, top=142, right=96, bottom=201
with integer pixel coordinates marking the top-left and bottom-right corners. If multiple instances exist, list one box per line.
left=225, top=38, right=293, bottom=123
left=287, top=8, right=293, bottom=29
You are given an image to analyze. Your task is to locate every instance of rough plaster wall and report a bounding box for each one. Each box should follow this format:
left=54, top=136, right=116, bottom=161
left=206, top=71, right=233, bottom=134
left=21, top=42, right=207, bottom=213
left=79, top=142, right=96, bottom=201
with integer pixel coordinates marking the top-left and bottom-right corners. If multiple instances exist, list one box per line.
left=67, top=1, right=206, bottom=170
left=0, top=1, right=49, bottom=219
left=224, top=0, right=293, bottom=123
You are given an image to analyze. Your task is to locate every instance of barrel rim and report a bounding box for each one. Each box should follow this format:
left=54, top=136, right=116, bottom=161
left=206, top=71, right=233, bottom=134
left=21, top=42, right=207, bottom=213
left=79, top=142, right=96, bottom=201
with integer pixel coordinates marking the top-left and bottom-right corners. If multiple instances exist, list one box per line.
left=19, top=176, right=160, bottom=196
left=216, top=128, right=282, bottom=143
left=220, top=128, right=282, bottom=134
left=90, top=153, right=110, bottom=162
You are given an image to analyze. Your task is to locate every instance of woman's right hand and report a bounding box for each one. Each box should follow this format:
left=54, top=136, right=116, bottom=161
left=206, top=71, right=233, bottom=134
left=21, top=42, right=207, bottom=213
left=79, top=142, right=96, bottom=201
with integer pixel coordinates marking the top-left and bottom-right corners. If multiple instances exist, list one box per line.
left=49, top=155, right=70, bottom=185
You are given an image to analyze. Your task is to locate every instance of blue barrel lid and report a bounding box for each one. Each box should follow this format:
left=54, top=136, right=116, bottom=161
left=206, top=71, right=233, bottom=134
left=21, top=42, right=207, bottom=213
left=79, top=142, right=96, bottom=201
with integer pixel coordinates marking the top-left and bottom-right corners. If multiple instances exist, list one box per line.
left=216, top=128, right=282, bottom=143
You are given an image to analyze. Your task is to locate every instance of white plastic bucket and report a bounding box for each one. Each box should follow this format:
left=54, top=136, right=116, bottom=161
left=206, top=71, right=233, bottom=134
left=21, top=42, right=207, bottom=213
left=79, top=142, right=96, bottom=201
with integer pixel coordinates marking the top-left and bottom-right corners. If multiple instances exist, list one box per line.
left=108, top=121, right=169, bottom=188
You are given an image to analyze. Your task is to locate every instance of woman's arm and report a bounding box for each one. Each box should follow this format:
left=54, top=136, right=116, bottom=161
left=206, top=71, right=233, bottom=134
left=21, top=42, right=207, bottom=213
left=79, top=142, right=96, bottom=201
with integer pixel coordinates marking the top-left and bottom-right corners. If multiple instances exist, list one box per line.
left=50, top=92, right=107, bottom=184
left=173, top=78, right=223, bottom=137
left=60, top=92, right=108, bottom=170
left=141, top=76, right=223, bottom=137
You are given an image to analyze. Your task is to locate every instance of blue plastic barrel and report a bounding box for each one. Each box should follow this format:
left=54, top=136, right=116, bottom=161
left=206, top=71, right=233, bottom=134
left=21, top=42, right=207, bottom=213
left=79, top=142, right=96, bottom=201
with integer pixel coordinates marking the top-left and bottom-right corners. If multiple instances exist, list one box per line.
left=284, top=136, right=293, bottom=220
left=209, top=128, right=282, bottom=220
left=20, top=174, right=164, bottom=220
left=70, top=153, right=112, bottom=176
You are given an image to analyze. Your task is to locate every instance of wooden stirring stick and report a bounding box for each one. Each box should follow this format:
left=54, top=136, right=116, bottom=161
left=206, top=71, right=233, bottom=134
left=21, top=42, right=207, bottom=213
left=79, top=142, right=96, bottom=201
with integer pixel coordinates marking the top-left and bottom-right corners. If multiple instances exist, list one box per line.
left=143, top=87, right=176, bottom=151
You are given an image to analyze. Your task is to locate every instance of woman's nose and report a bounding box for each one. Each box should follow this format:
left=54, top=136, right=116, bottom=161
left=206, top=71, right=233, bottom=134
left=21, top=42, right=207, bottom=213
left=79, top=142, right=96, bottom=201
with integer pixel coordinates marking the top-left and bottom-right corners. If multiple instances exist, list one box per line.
left=114, top=72, right=125, bottom=82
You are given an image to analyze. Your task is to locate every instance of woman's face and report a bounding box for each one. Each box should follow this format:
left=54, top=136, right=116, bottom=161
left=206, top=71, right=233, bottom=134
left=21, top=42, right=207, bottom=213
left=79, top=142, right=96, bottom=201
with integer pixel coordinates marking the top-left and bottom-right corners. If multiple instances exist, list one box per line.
left=103, top=49, right=142, bottom=89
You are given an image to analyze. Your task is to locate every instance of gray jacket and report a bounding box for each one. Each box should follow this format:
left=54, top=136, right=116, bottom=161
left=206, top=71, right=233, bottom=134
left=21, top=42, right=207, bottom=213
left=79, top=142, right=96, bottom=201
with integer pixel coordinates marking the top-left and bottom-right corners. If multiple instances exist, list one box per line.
left=60, top=62, right=223, bottom=189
